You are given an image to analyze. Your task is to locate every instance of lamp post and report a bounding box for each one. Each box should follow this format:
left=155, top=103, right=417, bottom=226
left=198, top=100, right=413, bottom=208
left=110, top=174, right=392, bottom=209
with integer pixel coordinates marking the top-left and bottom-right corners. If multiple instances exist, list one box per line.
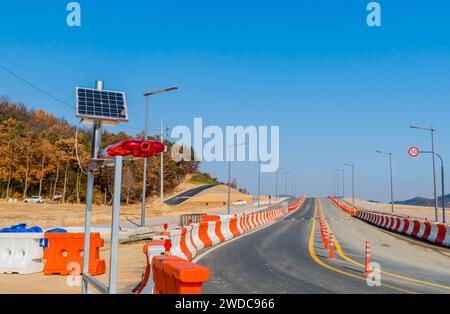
left=257, top=159, right=261, bottom=208
left=409, top=125, right=439, bottom=222
left=337, top=168, right=344, bottom=198
left=227, top=143, right=245, bottom=214
left=141, top=86, right=177, bottom=227
left=417, top=151, right=445, bottom=223
left=291, top=177, right=296, bottom=196
left=285, top=171, right=292, bottom=196
left=330, top=175, right=338, bottom=197
left=376, top=150, right=394, bottom=214
left=344, top=163, right=355, bottom=204
left=335, top=173, right=340, bottom=198
left=275, top=167, right=284, bottom=201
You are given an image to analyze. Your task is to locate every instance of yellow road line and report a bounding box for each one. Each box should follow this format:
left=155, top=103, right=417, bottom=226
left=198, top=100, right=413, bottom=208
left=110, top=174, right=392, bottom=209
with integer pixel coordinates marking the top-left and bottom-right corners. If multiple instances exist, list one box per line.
left=319, top=197, right=450, bottom=292
left=309, top=198, right=415, bottom=294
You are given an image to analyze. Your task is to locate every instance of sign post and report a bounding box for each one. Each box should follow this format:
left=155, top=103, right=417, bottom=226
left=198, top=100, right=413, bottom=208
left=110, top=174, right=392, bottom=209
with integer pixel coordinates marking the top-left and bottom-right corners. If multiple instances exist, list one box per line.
left=408, top=146, right=446, bottom=223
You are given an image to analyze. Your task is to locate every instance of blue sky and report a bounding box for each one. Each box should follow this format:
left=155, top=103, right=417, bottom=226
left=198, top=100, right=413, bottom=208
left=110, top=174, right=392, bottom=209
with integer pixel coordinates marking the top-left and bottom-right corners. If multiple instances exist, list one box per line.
left=1, top=1, right=450, bottom=202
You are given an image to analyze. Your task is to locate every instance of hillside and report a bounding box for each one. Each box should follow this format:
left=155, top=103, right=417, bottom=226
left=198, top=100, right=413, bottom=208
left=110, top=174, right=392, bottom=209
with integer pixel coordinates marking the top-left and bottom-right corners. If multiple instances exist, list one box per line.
left=394, top=195, right=450, bottom=207
left=0, top=99, right=210, bottom=205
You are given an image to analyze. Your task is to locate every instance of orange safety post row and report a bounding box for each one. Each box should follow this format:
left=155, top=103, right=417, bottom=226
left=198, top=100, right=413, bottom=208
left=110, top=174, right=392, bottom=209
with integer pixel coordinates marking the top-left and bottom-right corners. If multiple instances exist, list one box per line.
left=152, top=255, right=210, bottom=294
left=364, top=241, right=371, bottom=274
left=43, top=232, right=106, bottom=276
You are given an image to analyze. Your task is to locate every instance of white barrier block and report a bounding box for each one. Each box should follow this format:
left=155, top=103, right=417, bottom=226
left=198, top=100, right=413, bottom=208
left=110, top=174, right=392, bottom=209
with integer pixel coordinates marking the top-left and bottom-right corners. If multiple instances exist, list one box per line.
left=207, top=221, right=220, bottom=246
left=0, top=233, right=44, bottom=274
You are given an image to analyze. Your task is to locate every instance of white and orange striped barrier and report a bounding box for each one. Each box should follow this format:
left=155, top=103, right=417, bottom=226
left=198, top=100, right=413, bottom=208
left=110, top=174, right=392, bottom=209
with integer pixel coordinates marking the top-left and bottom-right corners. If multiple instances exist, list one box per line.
left=328, top=196, right=450, bottom=248
left=136, top=196, right=308, bottom=294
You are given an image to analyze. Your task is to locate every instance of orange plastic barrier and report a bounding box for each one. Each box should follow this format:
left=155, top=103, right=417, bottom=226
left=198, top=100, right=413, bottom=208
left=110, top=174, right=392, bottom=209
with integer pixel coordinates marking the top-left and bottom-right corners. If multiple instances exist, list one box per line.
left=201, top=215, right=220, bottom=222
left=228, top=217, right=241, bottom=238
left=198, top=222, right=213, bottom=248
left=43, top=232, right=106, bottom=276
left=152, top=256, right=210, bottom=294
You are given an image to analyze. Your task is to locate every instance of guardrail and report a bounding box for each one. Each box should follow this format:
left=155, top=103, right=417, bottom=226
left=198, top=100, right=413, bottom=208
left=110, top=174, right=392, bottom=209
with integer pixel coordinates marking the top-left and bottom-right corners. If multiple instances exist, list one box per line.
left=327, top=196, right=450, bottom=248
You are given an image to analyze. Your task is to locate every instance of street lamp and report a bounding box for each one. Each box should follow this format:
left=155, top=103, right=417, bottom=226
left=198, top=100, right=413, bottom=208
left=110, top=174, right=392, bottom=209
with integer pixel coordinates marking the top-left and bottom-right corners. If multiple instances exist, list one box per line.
left=416, top=151, right=446, bottom=223
left=141, top=86, right=178, bottom=227
left=227, top=143, right=246, bottom=214
left=285, top=171, right=292, bottom=196
left=275, top=167, right=284, bottom=201
left=409, top=125, right=439, bottom=222
left=330, top=175, right=338, bottom=197
left=337, top=169, right=344, bottom=198
left=376, top=150, right=394, bottom=214
left=344, top=163, right=355, bottom=204
left=257, top=159, right=261, bottom=208
left=291, top=177, right=296, bottom=196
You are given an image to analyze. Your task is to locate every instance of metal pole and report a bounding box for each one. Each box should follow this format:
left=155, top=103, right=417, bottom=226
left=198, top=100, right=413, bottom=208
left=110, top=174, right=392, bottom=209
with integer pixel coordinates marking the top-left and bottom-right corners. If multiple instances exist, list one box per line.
left=285, top=172, right=288, bottom=196
left=441, top=159, right=446, bottom=224
left=431, top=130, right=439, bottom=222
left=275, top=170, right=278, bottom=201
left=389, top=153, right=394, bottom=214
left=336, top=174, right=340, bottom=198
left=257, top=160, right=261, bottom=208
left=82, top=81, right=103, bottom=294
left=141, top=96, right=149, bottom=227
left=109, top=156, right=122, bottom=294
left=82, top=171, right=94, bottom=294
left=160, top=120, right=164, bottom=203
left=227, top=149, right=231, bottom=215
left=352, top=165, right=355, bottom=204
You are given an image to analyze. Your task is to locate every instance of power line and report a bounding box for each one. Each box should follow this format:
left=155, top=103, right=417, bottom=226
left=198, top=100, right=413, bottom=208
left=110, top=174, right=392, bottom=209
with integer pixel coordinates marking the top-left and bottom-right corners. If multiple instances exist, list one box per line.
left=0, top=62, right=171, bottom=136
left=0, top=63, right=74, bottom=109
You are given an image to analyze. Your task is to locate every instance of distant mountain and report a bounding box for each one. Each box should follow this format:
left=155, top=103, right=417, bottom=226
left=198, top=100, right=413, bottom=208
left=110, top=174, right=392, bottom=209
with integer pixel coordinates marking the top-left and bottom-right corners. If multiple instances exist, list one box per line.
left=393, top=195, right=450, bottom=207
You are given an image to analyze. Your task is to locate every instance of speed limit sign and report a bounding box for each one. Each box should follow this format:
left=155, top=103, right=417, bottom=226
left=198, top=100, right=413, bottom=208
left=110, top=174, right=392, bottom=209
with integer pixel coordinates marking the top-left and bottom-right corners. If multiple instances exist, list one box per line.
left=408, top=146, right=420, bottom=158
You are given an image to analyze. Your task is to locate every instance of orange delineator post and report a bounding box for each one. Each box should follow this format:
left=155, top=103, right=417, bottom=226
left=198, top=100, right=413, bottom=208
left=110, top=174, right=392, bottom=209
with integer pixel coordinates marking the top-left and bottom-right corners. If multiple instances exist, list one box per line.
left=329, top=233, right=334, bottom=259
left=364, top=241, right=371, bottom=274
left=43, top=232, right=106, bottom=276
left=324, top=229, right=329, bottom=250
left=152, top=256, right=210, bottom=294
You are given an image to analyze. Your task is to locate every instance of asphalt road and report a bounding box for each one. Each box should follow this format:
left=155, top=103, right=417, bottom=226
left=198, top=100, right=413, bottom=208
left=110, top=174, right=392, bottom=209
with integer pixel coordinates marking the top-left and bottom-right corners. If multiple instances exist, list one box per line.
left=198, top=197, right=450, bottom=294
left=163, top=184, right=215, bottom=206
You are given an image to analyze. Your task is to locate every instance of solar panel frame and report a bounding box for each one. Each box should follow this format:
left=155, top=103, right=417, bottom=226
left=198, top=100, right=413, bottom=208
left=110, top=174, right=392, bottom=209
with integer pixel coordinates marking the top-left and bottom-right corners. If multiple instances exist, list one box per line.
left=76, top=87, right=129, bottom=123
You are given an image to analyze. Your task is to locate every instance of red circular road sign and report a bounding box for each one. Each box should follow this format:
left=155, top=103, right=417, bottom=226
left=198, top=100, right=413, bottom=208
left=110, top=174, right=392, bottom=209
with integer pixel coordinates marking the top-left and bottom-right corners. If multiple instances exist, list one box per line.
left=408, top=146, right=420, bottom=158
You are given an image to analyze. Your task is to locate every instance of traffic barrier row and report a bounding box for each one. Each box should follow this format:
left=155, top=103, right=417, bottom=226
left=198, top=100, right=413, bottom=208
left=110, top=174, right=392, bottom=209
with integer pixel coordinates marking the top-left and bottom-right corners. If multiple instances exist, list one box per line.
left=327, top=196, right=357, bottom=215
left=328, top=196, right=450, bottom=248
left=288, top=196, right=307, bottom=211
left=355, top=210, right=450, bottom=247
left=153, top=207, right=290, bottom=262
left=0, top=224, right=106, bottom=276
left=135, top=242, right=210, bottom=295
left=137, top=196, right=307, bottom=294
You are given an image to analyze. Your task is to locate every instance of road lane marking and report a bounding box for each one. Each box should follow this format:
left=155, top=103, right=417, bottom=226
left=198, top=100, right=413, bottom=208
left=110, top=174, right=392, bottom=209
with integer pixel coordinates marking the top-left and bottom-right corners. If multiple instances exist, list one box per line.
left=320, top=198, right=450, bottom=292
left=308, top=198, right=415, bottom=294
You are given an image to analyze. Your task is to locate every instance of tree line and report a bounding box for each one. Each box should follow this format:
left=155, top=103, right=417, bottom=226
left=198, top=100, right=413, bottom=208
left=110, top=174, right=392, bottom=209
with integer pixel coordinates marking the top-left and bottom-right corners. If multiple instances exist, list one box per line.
left=0, top=99, right=200, bottom=205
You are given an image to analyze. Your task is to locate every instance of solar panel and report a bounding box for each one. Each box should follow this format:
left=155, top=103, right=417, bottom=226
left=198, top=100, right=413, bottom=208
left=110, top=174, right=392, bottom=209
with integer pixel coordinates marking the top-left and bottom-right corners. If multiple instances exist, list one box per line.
left=76, top=87, right=129, bottom=123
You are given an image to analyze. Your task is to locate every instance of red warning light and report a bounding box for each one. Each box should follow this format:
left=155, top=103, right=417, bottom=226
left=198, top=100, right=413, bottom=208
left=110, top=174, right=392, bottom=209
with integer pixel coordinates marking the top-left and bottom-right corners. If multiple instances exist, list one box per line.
left=98, top=139, right=165, bottom=159
left=164, top=239, right=172, bottom=252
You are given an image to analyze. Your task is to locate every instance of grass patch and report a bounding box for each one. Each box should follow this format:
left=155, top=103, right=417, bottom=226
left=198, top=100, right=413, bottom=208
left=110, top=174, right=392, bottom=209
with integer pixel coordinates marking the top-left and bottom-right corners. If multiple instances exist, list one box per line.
left=190, top=173, right=219, bottom=185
